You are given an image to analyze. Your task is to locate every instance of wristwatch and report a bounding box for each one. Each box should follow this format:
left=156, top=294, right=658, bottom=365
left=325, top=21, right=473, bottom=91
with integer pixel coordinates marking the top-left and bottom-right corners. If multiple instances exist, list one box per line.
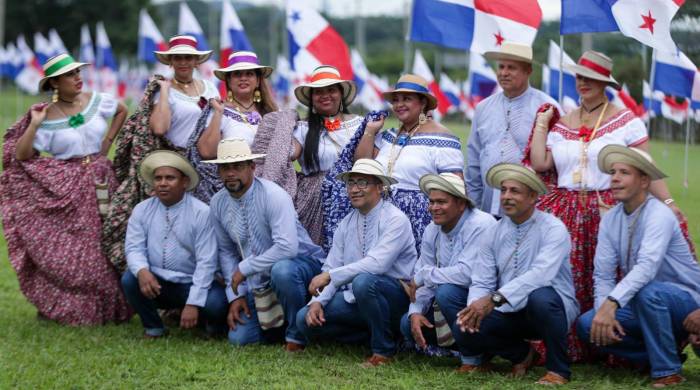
left=491, top=292, right=507, bottom=307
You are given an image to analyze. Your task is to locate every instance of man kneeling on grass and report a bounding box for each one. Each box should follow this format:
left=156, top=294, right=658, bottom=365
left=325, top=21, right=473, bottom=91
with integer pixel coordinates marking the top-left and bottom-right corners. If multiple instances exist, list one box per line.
left=296, top=159, right=417, bottom=367
left=577, top=145, right=700, bottom=388
left=122, top=151, right=227, bottom=338
left=455, top=163, right=579, bottom=385
left=399, top=173, right=496, bottom=368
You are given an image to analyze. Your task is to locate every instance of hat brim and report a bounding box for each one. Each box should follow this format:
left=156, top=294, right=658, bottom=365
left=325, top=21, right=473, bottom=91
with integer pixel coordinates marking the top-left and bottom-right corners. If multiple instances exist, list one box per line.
left=202, top=153, right=267, bottom=165
left=39, top=62, right=89, bottom=92
left=154, top=49, right=213, bottom=65
left=382, top=89, right=438, bottom=111
left=483, top=52, right=534, bottom=65
left=294, top=79, right=357, bottom=108
left=486, top=163, right=547, bottom=195
left=419, top=174, right=474, bottom=207
left=563, top=64, right=621, bottom=90
left=597, top=145, right=666, bottom=180
left=335, top=171, right=398, bottom=188
left=214, top=64, right=274, bottom=81
left=139, top=151, right=200, bottom=191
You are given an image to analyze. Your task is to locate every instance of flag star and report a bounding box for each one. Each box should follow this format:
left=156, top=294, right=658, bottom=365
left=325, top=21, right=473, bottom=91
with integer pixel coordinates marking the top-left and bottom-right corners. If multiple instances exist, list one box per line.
left=639, top=10, right=656, bottom=34
left=494, top=32, right=505, bottom=46
left=290, top=11, right=301, bottom=23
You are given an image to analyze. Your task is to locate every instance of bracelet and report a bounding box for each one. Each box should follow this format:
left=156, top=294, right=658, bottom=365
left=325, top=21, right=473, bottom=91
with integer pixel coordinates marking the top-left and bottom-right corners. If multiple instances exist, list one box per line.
left=664, top=198, right=675, bottom=206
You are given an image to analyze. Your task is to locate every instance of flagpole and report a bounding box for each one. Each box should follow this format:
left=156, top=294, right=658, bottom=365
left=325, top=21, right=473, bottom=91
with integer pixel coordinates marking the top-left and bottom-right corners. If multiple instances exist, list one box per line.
left=558, top=36, right=564, bottom=105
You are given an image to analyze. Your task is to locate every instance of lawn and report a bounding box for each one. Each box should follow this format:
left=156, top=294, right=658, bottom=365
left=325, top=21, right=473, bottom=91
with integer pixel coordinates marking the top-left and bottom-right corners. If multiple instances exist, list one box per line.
left=1, top=86, right=699, bottom=388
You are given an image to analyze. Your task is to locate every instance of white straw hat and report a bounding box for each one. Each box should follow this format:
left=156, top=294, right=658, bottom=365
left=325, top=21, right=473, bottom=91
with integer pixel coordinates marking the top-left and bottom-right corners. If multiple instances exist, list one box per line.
left=202, top=138, right=266, bottom=164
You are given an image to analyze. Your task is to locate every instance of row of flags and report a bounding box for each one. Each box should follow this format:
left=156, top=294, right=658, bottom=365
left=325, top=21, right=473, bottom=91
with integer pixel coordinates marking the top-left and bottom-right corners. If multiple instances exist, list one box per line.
left=0, top=0, right=698, bottom=123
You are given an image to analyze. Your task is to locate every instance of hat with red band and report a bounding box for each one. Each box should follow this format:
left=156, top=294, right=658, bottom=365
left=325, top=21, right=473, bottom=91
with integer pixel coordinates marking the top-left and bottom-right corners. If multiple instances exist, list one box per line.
left=294, top=65, right=357, bottom=108
left=564, top=50, right=621, bottom=90
left=154, top=35, right=212, bottom=65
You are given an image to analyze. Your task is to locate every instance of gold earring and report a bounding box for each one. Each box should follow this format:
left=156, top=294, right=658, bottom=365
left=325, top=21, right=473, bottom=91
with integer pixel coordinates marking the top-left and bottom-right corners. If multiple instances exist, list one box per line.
left=227, top=90, right=233, bottom=103
left=253, top=89, right=262, bottom=103
left=52, top=88, right=59, bottom=103
left=418, top=112, right=428, bottom=125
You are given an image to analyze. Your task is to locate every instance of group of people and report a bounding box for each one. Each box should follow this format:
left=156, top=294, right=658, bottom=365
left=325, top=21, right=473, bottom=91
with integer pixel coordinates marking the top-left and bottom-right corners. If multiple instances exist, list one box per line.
left=1, top=34, right=699, bottom=387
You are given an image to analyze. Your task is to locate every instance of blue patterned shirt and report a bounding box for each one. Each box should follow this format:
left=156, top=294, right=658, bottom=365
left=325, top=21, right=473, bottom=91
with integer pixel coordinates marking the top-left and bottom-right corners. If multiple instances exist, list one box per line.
left=210, top=178, right=325, bottom=302
left=125, top=193, right=217, bottom=307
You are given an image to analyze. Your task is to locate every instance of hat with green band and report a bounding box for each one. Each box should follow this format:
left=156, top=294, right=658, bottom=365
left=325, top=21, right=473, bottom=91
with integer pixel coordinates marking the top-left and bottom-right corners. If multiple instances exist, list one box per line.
left=38, top=54, right=89, bottom=92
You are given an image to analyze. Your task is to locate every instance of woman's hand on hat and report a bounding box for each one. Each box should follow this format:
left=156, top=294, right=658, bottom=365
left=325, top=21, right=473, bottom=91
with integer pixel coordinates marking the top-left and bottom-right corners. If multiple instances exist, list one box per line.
left=210, top=98, right=224, bottom=114
left=365, top=116, right=385, bottom=136
left=30, top=104, right=48, bottom=126
left=535, top=106, right=555, bottom=131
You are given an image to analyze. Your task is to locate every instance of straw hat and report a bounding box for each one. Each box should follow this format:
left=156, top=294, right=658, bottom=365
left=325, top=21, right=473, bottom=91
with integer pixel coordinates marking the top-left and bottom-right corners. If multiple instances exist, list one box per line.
left=202, top=138, right=266, bottom=164
left=38, top=54, right=89, bottom=92
left=486, top=163, right=547, bottom=195
left=139, top=150, right=200, bottom=191
left=214, top=51, right=273, bottom=81
left=382, top=74, right=438, bottom=111
left=564, top=50, right=621, bottom=90
left=336, top=159, right=398, bottom=188
left=484, top=42, right=533, bottom=64
left=419, top=173, right=474, bottom=206
left=154, top=35, right=213, bottom=65
left=598, top=145, right=667, bottom=180
left=294, top=65, right=357, bottom=108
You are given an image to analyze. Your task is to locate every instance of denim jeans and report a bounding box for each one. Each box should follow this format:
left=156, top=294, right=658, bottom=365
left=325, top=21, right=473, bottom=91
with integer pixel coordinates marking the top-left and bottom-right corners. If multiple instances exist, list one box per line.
left=270, top=256, right=322, bottom=344
left=452, top=286, right=572, bottom=379
left=121, top=271, right=228, bottom=336
left=577, top=281, right=699, bottom=378
left=399, top=284, right=480, bottom=364
left=296, top=273, right=409, bottom=356
left=228, top=256, right=321, bottom=345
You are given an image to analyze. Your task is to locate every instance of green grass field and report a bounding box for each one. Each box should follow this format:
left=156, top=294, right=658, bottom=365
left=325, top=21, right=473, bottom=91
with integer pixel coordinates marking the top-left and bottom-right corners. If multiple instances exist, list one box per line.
left=1, top=87, right=699, bottom=388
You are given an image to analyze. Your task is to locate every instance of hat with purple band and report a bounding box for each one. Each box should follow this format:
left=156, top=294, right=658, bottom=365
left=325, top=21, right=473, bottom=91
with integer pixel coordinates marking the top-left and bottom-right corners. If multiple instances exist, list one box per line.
left=214, top=51, right=273, bottom=80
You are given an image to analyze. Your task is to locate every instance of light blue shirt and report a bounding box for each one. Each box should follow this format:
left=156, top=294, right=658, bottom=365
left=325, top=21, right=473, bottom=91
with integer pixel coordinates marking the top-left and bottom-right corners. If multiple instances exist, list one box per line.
left=311, top=200, right=417, bottom=306
left=210, top=178, right=325, bottom=302
left=125, top=193, right=218, bottom=307
left=466, top=87, right=559, bottom=215
left=468, top=209, right=579, bottom=327
left=409, top=208, right=497, bottom=316
left=594, top=196, right=700, bottom=310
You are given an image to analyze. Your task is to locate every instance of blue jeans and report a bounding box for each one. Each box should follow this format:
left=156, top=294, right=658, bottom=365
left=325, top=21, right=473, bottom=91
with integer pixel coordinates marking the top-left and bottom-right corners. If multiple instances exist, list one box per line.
left=452, top=287, right=572, bottom=379
left=228, top=256, right=321, bottom=346
left=296, top=273, right=409, bottom=356
left=400, top=284, right=479, bottom=364
left=577, top=281, right=699, bottom=378
left=121, top=271, right=228, bottom=336
left=270, top=256, right=322, bottom=344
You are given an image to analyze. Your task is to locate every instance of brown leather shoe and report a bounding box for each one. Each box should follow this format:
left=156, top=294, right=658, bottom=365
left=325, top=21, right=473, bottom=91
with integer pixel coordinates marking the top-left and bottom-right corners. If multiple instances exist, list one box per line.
left=455, top=362, right=494, bottom=374
left=360, top=354, right=393, bottom=368
left=284, top=342, right=305, bottom=352
left=535, top=371, right=569, bottom=385
left=511, top=347, right=538, bottom=378
left=651, top=374, right=686, bottom=388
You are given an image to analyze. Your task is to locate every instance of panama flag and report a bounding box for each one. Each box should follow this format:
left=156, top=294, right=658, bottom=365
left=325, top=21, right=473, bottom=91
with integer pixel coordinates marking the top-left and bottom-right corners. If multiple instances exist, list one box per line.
left=286, top=0, right=353, bottom=83
left=439, top=73, right=462, bottom=113
left=96, top=22, right=118, bottom=95
left=15, top=35, right=43, bottom=94
left=410, top=1, right=542, bottom=54
left=412, top=50, right=450, bottom=119
left=653, top=49, right=696, bottom=98
left=33, top=32, right=53, bottom=65
left=546, top=40, right=578, bottom=113
left=609, top=0, right=684, bottom=53
left=138, top=9, right=167, bottom=64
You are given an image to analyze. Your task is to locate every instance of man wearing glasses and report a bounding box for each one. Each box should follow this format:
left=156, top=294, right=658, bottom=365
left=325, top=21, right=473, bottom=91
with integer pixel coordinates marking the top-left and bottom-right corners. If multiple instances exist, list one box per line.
left=296, top=159, right=417, bottom=367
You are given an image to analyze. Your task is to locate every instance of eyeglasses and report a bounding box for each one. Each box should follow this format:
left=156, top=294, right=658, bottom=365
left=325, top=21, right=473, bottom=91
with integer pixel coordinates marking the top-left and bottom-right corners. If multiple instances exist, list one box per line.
left=345, top=178, right=378, bottom=189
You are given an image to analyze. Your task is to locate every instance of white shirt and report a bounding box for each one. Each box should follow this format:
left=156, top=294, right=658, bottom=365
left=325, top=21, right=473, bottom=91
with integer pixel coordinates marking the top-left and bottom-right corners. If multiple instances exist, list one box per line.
left=293, top=116, right=362, bottom=175
left=205, top=106, right=259, bottom=147
left=33, top=92, right=117, bottom=160
left=546, top=109, right=648, bottom=190
left=153, top=79, right=219, bottom=148
left=374, top=129, right=464, bottom=190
